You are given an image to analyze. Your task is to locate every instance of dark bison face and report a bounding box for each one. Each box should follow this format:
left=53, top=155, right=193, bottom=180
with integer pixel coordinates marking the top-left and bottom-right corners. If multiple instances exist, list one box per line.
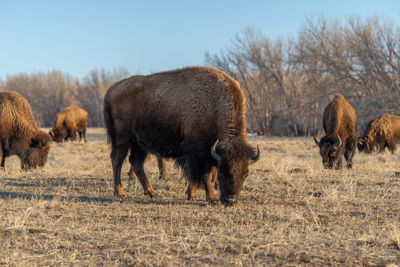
left=357, top=136, right=372, bottom=153
left=314, top=136, right=342, bottom=169
left=212, top=140, right=260, bottom=206
left=21, top=130, right=52, bottom=170
left=49, top=129, right=65, bottom=143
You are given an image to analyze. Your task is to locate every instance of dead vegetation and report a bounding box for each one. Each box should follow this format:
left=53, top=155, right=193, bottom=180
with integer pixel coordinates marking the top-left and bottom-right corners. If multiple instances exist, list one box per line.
left=0, top=129, right=399, bottom=265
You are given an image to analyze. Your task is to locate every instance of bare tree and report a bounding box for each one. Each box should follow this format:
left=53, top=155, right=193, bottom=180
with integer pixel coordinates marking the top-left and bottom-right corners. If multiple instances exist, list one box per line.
left=1, top=71, right=77, bottom=126
left=77, top=68, right=129, bottom=127
left=1, top=68, right=129, bottom=127
left=206, top=16, right=400, bottom=136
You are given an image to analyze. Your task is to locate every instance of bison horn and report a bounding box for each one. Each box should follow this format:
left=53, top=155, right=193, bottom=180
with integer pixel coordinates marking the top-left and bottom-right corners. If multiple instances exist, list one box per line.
left=334, top=135, right=342, bottom=148
left=249, top=145, right=260, bottom=165
left=313, top=136, right=320, bottom=147
left=211, top=140, right=221, bottom=162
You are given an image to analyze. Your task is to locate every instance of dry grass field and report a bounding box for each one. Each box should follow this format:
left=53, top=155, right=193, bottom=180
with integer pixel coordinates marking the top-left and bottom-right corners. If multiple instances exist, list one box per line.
left=0, top=128, right=399, bottom=266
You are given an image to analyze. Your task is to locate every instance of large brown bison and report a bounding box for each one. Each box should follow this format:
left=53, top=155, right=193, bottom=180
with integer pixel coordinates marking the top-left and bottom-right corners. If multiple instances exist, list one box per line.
left=104, top=66, right=260, bottom=205
left=314, top=94, right=357, bottom=169
left=49, top=106, right=88, bottom=143
left=358, top=114, right=400, bottom=154
left=0, top=91, right=51, bottom=169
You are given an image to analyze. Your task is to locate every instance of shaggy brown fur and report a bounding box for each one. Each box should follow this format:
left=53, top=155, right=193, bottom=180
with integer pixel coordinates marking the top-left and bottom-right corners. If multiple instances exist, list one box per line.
left=358, top=114, right=400, bottom=153
left=49, top=106, right=88, bottom=143
left=314, top=94, right=357, bottom=169
left=104, top=66, right=259, bottom=205
left=0, top=91, right=51, bottom=169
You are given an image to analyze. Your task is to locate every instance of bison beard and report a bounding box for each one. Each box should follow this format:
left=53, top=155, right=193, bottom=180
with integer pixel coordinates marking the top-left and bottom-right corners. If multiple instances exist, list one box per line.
left=314, top=94, right=357, bottom=169
left=104, top=66, right=260, bottom=205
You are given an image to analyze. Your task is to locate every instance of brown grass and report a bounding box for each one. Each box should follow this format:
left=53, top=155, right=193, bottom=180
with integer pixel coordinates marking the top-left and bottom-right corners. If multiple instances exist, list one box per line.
left=0, top=129, right=399, bottom=266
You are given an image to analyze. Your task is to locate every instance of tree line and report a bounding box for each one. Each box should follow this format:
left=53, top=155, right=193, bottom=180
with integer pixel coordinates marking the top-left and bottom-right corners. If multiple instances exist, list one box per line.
left=1, top=16, right=399, bottom=135
left=206, top=15, right=400, bottom=136
left=0, top=68, right=129, bottom=127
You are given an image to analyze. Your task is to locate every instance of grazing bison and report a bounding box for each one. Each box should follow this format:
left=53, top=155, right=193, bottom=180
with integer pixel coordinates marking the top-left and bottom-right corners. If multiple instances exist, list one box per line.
left=314, top=94, right=357, bottom=169
left=0, top=91, right=51, bottom=169
left=49, top=106, right=88, bottom=143
left=358, top=114, right=400, bottom=154
left=104, top=66, right=260, bottom=205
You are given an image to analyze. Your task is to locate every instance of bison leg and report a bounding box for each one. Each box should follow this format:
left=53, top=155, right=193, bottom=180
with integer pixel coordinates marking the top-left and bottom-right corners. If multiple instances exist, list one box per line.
left=184, top=152, right=217, bottom=202
left=128, top=165, right=137, bottom=186
left=129, top=144, right=158, bottom=198
left=387, top=141, right=396, bottom=154
left=335, top=156, right=343, bottom=169
left=179, top=164, right=196, bottom=200
left=0, top=151, right=7, bottom=168
left=185, top=181, right=197, bottom=200
left=0, top=142, right=9, bottom=168
left=78, top=131, right=83, bottom=142
left=211, top=167, right=218, bottom=190
left=110, top=141, right=130, bottom=198
left=185, top=168, right=218, bottom=202
left=157, top=157, right=169, bottom=180
left=82, top=127, right=87, bottom=143
left=203, top=171, right=218, bottom=203
left=66, top=129, right=72, bottom=141
left=344, top=142, right=356, bottom=168
left=70, top=130, right=78, bottom=141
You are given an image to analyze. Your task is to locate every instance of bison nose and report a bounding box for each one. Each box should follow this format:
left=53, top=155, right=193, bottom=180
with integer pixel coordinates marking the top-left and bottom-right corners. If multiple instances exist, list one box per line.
left=323, top=163, right=333, bottom=169
left=323, top=161, right=331, bottom=169
left=220, top=194, right=237, bottom=206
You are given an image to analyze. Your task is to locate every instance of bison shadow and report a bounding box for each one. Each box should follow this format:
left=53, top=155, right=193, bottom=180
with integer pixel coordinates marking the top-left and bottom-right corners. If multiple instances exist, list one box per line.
left=0, top=190, right=114, bottom=203
left=0, top=190, right=208, bottom=206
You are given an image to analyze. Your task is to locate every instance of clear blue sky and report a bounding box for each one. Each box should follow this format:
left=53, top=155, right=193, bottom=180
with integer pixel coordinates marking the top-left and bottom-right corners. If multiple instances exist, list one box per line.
left=1, top=0, right=400, bottom=79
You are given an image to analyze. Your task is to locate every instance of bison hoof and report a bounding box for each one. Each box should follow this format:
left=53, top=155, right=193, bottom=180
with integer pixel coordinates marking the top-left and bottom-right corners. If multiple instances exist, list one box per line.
left=222, top=199, right=237, bottom=207
left=207, top=199, right=219, bottom=206
left=207, top=195, right=219, bottom=202
left=346, top=163, right=353, bottom=168
left=187, top=193, right=197, bottom=200
left=186, top=187, right=196, bottom=200
left=145, top=190, right=158, bottom=198
left=165, top=183, right=171, bottom=191
left=114, top=192, right=127, bottom=199
left=114, top=185, right=127, bottom=199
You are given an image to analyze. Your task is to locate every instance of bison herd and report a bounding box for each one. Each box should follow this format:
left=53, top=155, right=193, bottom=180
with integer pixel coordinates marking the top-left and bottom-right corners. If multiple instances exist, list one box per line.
left=314, top=93, right=400, bottom=169
left=0, top=66, right=399, bottom=205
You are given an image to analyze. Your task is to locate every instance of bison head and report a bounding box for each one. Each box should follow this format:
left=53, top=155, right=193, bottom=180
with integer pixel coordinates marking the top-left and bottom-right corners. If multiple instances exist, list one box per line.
left=314, top=135, right=342, bottom=169
left=357, top=136, right=372, bottom=153
left=21, top=130, right=52, bottom=170
left=211, top=140, right=260, bottom=206
left=49, top=128, right=66, bottom=143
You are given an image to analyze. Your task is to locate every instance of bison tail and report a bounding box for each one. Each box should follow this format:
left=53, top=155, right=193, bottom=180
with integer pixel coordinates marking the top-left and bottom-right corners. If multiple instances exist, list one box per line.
left=103, top=105, right=114, bottom=144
